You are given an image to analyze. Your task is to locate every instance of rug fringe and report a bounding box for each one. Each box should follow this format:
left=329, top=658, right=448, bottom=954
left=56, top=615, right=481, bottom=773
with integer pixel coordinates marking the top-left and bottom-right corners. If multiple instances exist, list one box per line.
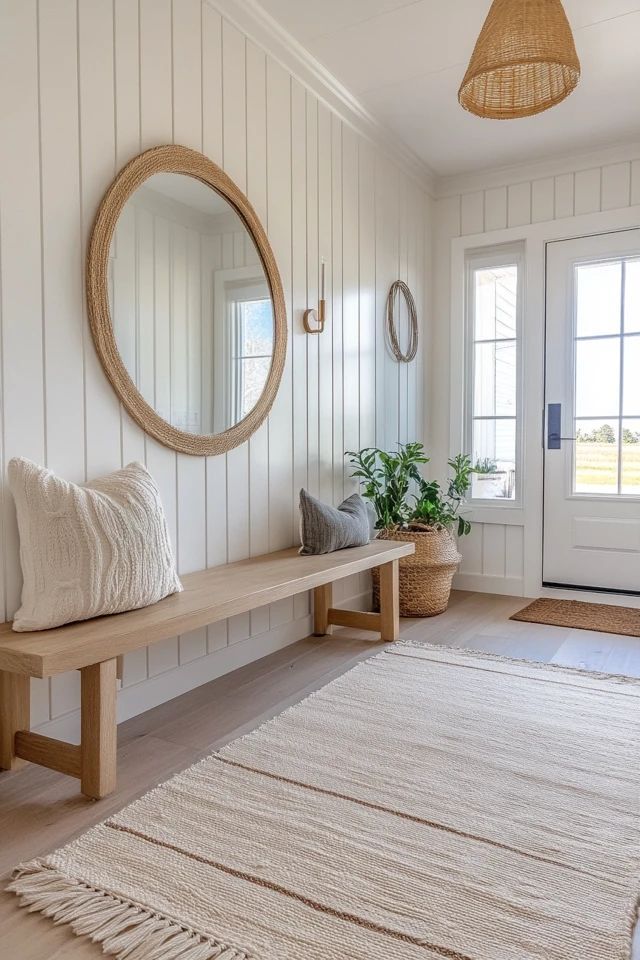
left=7, top=862, right=251, bottom=960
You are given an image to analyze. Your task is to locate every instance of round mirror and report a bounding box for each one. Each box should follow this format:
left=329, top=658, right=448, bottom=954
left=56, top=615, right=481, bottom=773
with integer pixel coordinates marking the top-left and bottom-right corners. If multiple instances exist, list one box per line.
left=87, top=146, right=286, bottom=456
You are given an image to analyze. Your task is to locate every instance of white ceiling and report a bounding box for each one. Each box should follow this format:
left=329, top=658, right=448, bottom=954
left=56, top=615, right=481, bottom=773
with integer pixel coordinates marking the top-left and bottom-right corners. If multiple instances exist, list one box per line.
left=257, top=0, right=640, bottom=177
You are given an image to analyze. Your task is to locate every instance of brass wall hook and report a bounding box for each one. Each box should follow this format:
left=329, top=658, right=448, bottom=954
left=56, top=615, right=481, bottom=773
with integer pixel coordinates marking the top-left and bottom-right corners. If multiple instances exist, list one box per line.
left=303, top=258, right=327, bottom=334
left=303, top=300, right=326, bottom=334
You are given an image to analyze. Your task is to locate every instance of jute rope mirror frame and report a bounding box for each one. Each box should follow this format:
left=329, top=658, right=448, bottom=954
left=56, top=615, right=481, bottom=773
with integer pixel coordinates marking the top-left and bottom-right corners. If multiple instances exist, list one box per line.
left=386, top=280, right=419, bottom=363
left=87, top=144, right=287, bottom=456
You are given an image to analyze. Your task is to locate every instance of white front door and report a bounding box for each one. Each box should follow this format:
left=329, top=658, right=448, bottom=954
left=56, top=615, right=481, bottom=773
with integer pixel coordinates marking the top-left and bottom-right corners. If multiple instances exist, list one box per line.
left=544, top=229, right=640, bottom=592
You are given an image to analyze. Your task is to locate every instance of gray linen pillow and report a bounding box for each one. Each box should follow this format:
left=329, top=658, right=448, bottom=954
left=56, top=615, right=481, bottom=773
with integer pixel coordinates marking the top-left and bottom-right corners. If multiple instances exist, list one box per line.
left=299, top=488, right=371, bottom=556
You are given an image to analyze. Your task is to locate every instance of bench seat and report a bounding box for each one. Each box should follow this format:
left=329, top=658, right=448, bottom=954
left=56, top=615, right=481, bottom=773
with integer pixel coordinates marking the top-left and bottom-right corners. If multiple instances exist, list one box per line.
left=0, top=539, right=413, bottom=798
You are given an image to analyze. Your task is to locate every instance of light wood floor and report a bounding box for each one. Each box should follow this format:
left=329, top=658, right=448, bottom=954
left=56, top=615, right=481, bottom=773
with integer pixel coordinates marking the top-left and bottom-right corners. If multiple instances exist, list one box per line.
left=2, top=590, right=639, bottom=959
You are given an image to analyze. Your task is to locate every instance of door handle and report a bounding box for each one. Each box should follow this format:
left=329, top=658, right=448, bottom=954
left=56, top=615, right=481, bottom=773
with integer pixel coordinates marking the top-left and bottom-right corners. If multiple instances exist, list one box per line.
left=547, top=403, right=576, bottom=448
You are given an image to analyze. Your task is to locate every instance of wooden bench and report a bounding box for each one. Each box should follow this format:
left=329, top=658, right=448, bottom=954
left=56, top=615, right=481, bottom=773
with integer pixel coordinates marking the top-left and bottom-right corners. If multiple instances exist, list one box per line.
left=0, top=539, right=413, bottom=799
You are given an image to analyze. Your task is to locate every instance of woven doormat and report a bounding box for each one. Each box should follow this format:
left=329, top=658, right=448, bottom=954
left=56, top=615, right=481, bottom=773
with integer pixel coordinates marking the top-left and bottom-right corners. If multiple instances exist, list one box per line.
left=511, top=597, right=640, bottom=637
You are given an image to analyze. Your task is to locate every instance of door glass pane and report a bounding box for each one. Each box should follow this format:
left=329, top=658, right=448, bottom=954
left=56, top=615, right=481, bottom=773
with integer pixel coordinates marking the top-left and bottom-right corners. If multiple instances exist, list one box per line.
left=474, top=265, right=517, bottom=340
left=625, top=260, right=640, bottom=333
left=622, top=418, right=640, bottom=495
left=575, top=419, right=619, bottom=494
left=575, top=337, right=620, bottom=418
left=623, top=336, right=640, bottom=416
left=474, top=341, right=516, bottom=417
left=575, top=261, right=621, bottom=337
left=471, top=418, right=516, bottom=500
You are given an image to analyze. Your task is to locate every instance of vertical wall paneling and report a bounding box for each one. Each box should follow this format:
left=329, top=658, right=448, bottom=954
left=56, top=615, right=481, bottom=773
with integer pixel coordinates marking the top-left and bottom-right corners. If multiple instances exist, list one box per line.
left=290, top=79, right=310, bottom=621
left=631, top=160, right=640, bottom=206
left=202, top=8, right=227, bottom=654
left=115, top=0, right=146, bottom=470
left=317, top=103, right=334, bottom=505
left=173, top=0, right=208, bottom=664
left=574, top=168, right=601, bottom=215
left=139, top=0, right=179, bottom=679
left=382, top=164, right=401, bottom=452
left=341, top=127, right=359, bottom=495
left=205, top=453, right=228, bottom=652
left=290, top=79, right=308, bottom=533
left=358, top=142, right=376, bottom=453
left=331, top=115, right=345, bottom=506
left=458, top=523, right=483, bottom=575
left=461, top=191, right=484, bottom=235
left=202, top=5, right=223, bottom=164
left=222, top=19, right=250, bottom=644
left=114, top=1, right=146, bottom=683
left=79, top=0, right=121, bottom=482
left=505, top=525, right=525, bottom=581
left=0, top=0, right=46, bottom=644
left=305, top=94, right=320, bottom=499
left=37, top=0, right=85, bottom=717
left=507, top=182, right=531, bottom=228
left=409, top=182, right=423, bottom=445
left=1, top=0, right=429, bottom=737
left=601, top=162, right=631, bottom=211
left=245, top=40, right=271, bottom=637
left=481, top=524, right=506, bottom=579
left=39, top=0, right=85, bottom=483
left=429, top=194, right=460, bottom=480
left=397, top=178, right=409, bottom=444
left=554, top=173, right=574, bottom=219
left=484, top=187, right=507, bottom=232
left=531, top=177, right=555, bottom=223
left=266, top=57, right=294, bottom=628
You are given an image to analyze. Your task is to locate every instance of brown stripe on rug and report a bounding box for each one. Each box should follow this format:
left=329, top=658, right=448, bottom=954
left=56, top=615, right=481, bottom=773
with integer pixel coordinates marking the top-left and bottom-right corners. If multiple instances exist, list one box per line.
left=511, top=596, right=640, bottom=637
left=8, top=642, right=640, bottom=960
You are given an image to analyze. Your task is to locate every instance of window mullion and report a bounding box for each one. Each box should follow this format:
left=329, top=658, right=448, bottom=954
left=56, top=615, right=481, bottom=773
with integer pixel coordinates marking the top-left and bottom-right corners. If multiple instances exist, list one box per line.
left=618, top=262, right=627, bottom=494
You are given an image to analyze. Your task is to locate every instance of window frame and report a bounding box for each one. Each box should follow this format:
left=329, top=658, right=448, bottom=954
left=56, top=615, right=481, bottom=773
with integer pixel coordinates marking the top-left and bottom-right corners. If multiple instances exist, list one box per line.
left=464, top=242, right=525, bottom=508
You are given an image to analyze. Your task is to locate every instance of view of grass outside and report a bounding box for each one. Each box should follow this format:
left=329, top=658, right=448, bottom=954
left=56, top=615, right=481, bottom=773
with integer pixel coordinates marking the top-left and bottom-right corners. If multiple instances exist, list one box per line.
left=575, top=422, right=640, bottom=494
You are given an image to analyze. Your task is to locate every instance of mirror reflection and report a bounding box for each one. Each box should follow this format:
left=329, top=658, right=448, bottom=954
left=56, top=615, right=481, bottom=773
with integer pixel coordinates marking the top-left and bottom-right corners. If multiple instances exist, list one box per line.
left=108, top=172, right=274, bottom=435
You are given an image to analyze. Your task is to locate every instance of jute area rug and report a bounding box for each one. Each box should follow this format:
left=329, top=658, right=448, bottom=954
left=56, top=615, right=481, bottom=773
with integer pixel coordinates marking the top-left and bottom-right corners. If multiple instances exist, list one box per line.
left=511, top=597, right=640, bottom=637
left=9, top=644, right=640, bottom=960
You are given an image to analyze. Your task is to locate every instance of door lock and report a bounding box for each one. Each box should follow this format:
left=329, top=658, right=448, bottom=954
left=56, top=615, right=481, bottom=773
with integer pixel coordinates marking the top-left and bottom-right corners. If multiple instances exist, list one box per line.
left=547, top=403, right=576, bottom=449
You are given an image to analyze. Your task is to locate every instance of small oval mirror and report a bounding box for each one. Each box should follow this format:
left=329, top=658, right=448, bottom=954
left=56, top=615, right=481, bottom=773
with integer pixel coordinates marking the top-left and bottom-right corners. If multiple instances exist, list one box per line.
left=88, top=146, right=286, bottom=456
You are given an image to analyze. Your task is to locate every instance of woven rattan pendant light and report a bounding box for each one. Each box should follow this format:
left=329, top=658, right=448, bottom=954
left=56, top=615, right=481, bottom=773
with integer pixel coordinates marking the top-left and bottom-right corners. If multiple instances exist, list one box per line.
left=459, top=0, right=580, bottom=119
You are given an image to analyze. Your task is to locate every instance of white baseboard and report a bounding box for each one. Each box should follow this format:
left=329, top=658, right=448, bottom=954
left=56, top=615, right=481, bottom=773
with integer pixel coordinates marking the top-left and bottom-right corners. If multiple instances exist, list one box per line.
left=453, top=573, right=525, bottom=597
left=33, top=588, right=372, bottom=744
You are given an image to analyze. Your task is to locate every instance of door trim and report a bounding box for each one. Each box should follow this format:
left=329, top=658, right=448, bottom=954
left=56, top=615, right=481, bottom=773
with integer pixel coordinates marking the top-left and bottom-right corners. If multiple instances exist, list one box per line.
left=542, top=228, right=640, bottom=591
left=450, top=203, right=640, bottom=598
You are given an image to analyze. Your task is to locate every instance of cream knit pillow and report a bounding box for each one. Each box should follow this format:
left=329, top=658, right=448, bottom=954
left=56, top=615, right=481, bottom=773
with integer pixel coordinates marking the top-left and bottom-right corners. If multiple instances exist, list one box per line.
left=8, top=458, right=182, bottom=632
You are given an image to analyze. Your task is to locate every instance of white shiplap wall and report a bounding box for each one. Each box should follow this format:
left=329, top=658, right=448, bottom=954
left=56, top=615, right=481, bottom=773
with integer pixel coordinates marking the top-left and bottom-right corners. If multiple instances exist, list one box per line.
left=432, top=149, right=640, bottom=596
left=0, top=0, right=429, bottom=739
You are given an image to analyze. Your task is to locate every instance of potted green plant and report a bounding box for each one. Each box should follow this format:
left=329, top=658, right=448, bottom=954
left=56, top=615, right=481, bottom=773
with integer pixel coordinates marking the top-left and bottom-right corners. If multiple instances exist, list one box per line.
left=346, top=443, right=472, bottom=617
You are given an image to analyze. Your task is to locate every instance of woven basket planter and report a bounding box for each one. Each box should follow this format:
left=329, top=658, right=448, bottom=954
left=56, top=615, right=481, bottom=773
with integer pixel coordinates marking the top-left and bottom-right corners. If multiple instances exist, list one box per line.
left=372, top=527, right=462, bottom=618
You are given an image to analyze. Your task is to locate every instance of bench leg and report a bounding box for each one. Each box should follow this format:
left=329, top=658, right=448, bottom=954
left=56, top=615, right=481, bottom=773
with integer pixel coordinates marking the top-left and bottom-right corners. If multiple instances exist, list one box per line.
left=379, top=559, right=400, bottom=642
left=81, top=659, right=117, bottom=800
left=313, top=583, right=333, bottom=636
left=0, top=671, right=30, bottom=770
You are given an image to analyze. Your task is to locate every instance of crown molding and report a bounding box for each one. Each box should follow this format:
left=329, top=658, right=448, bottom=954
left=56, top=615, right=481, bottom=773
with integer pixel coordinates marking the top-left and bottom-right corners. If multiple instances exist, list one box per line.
left=435, top=137, right=640, bottom=198
left=205, top=0, right=436, bottom=195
